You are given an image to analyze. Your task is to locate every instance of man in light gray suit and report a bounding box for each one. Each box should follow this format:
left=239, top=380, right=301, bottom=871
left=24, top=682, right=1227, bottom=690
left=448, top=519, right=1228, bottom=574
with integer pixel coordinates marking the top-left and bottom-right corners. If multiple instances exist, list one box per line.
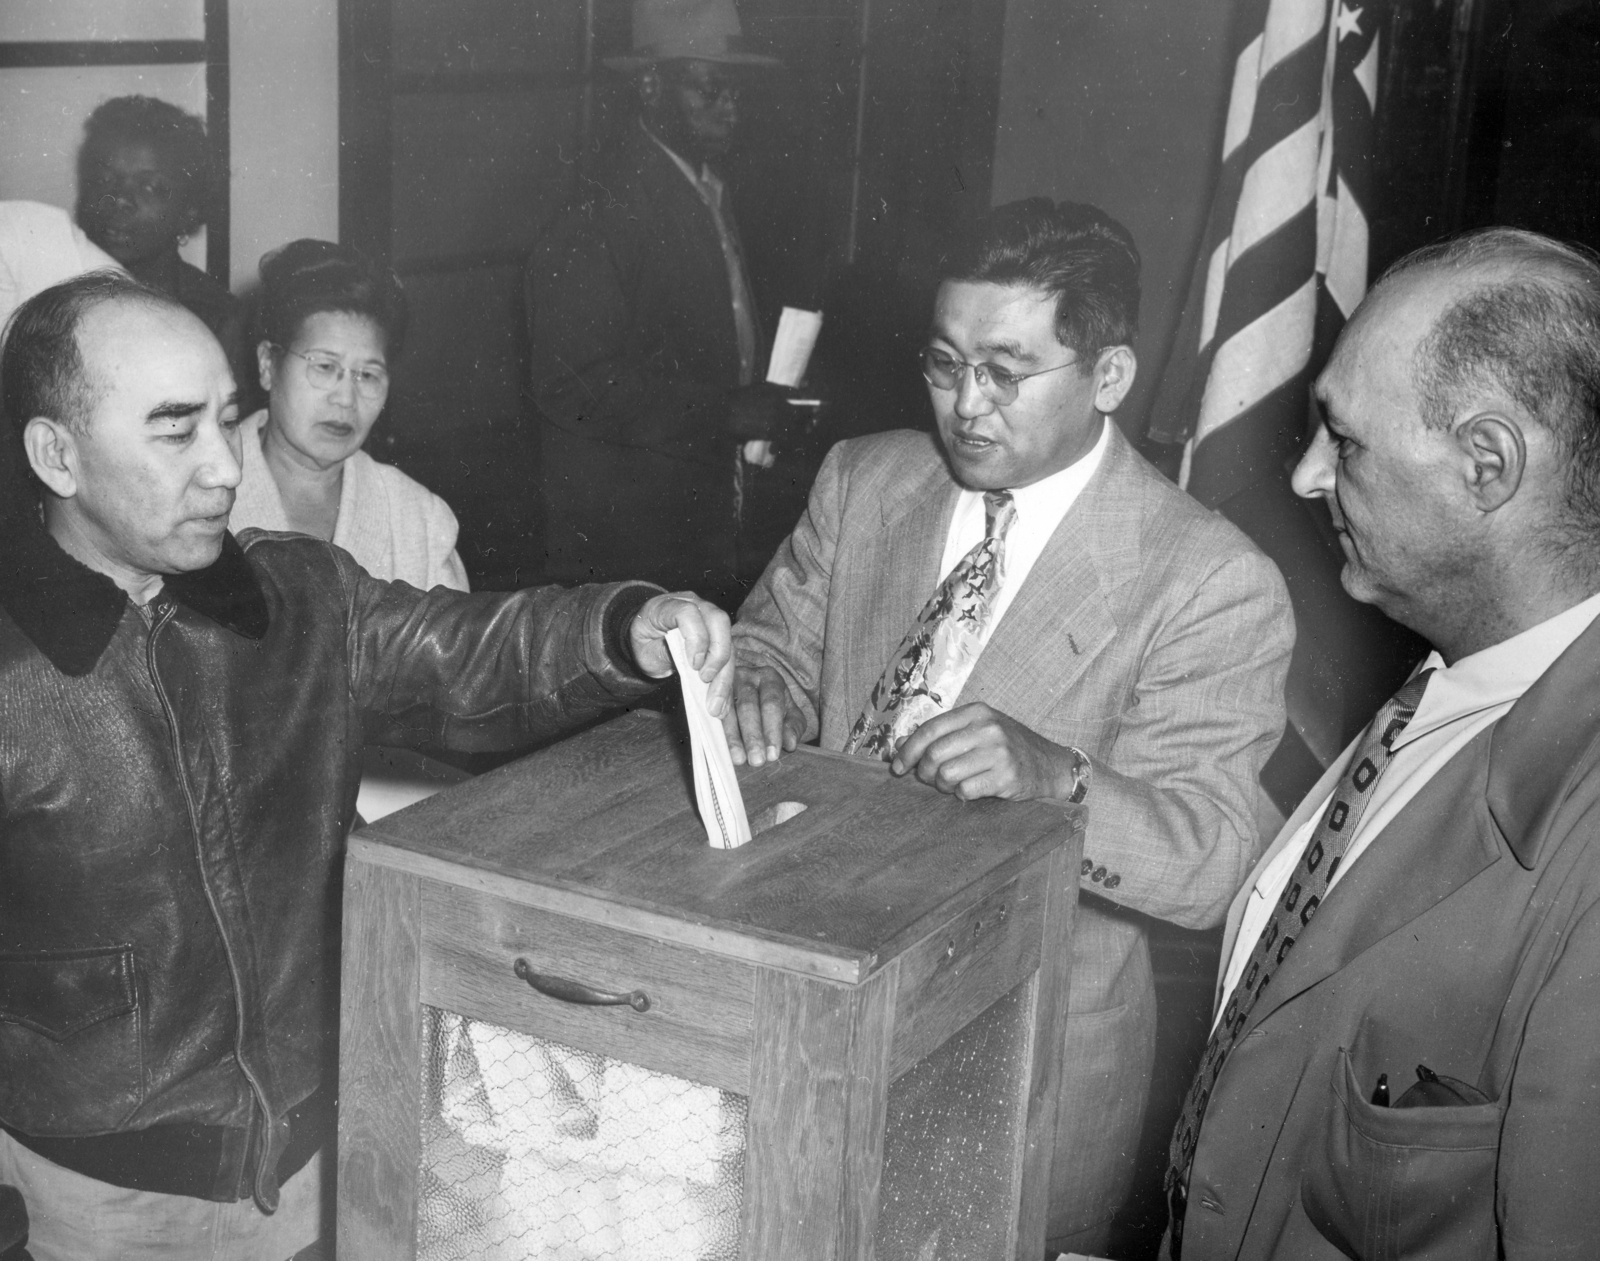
left=723, top=198, right=1295, bottom=1255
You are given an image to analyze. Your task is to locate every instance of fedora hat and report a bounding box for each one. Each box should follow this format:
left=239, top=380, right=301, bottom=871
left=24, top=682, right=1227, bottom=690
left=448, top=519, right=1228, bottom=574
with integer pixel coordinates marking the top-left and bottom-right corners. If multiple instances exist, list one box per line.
left=603, top=0, right=780, bottom=71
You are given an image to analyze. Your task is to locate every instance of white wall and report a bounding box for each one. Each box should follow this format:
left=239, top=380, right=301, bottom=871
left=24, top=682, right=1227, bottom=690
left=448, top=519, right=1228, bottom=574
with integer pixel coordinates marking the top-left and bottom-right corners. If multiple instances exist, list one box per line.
left=229, top=0, right=340, bottom=287
left=991, top=0, right=1241, bottom=436
left=0, top=0, right=340, bottom=291
left=0, top=0, right=210, bottom=271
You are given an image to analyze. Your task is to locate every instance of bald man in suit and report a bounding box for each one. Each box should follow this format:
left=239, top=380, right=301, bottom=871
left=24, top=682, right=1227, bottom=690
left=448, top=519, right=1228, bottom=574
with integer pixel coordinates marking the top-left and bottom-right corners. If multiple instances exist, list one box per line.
left=1168, top=229, right=1600, bottom=1261
left=724, top=199, right=1295, bottom=1254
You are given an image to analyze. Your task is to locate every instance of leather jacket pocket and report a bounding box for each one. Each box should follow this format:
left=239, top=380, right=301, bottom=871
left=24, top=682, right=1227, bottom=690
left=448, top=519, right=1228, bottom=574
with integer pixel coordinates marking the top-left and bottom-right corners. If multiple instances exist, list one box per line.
left=0, top=946, right=144, bottom=1132
left=1301, top=1048, right=1500, bottom=1261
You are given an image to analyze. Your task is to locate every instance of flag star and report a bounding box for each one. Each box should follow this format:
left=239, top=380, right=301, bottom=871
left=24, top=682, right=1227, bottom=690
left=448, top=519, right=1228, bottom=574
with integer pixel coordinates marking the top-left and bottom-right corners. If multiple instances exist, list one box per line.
left=1336, top=3, right=1364, bottom=40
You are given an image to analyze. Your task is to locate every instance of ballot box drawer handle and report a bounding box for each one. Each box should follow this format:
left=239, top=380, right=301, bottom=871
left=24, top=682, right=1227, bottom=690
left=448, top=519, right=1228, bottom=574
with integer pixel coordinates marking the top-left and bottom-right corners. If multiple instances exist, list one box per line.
left=513, top=957, right=652, bottom=1013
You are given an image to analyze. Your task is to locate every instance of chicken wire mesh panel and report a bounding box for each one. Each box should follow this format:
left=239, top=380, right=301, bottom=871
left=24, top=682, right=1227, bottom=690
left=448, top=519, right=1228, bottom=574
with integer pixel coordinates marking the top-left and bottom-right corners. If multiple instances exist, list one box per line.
left=418, top=1008, right=747, bottom=1261
left=874, top=979, right=1031, bottom=1261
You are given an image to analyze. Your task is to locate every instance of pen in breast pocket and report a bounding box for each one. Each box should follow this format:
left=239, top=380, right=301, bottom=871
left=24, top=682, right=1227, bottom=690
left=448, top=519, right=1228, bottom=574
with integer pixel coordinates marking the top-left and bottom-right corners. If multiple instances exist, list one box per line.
left=1370, top=1073, right=1390, bottom=1107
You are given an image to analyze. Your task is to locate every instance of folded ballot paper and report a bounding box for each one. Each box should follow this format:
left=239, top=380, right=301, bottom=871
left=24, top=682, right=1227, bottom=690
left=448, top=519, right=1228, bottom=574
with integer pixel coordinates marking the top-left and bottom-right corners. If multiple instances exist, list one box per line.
left=744, top=306, right=824, bottom=469
left=765, top=306, right=823, bottom=389
left=666, top=629, right=752, bottom=849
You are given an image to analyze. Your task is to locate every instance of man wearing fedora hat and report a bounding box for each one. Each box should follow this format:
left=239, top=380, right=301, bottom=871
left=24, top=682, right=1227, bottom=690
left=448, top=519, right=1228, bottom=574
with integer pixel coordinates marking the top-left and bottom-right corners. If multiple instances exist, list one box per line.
left=527, top=0, right=794, bottom=607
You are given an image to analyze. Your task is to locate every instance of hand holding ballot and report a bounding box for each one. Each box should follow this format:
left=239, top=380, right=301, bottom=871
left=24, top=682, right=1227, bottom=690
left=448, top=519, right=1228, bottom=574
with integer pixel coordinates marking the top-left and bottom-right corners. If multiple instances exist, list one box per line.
left=725, top=307, right=825, bottom=457
left=628, top=592, right=734, bottom=717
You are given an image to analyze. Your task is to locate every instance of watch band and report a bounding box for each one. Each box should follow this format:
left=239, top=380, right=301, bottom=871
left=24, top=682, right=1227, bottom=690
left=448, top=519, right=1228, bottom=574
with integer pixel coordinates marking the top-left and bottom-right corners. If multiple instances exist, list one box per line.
left=1065, top=745, right=1091, bottom=804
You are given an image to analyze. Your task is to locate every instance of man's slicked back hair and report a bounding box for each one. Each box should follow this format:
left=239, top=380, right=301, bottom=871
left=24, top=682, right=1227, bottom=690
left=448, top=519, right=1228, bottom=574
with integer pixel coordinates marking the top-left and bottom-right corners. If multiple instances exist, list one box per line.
left=938, top=197, right=1142, bottom=363
left=1383, top=228, right=1600, bottom=539
left=2, top=269, right=180, bottom=443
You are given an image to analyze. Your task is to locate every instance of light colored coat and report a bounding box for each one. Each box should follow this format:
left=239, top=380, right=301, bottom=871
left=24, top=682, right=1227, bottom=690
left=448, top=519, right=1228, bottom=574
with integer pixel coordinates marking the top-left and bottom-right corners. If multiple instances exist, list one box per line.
left=232, top=410, right=469, bottom=592
left=734, top=424, right=1294, bottom=1243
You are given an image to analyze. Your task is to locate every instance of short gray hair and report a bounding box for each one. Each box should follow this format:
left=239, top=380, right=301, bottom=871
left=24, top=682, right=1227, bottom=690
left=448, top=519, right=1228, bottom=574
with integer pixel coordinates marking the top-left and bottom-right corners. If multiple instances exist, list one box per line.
left=1383, top=228, right=1600, bottom=537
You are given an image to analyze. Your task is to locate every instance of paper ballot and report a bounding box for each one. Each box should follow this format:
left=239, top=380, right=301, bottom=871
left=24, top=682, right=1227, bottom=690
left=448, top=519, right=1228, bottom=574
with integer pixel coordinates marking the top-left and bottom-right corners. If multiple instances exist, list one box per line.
left=745, top=307, right=824, bottom=469
left=764, top=307, right=823, bottom=388
left=666, top=629, right=752, bottom=849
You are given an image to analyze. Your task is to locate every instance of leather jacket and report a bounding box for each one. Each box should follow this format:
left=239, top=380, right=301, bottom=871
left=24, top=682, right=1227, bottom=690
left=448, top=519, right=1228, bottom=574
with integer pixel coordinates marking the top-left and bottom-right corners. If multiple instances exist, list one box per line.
left=0, top=520, right=658, bottom=1210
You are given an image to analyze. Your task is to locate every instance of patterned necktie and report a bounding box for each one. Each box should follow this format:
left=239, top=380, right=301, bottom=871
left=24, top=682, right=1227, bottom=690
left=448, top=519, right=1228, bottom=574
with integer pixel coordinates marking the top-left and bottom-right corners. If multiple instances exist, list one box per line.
left=844, top=491, right=1017, bottom=760
left=1164, top=667, right=1435, bottom=1254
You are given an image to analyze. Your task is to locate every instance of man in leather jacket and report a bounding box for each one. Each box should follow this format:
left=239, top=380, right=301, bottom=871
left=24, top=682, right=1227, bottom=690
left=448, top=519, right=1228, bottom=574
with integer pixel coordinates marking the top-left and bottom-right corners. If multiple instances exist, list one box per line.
left=0, top=271, right=733, bottom=1260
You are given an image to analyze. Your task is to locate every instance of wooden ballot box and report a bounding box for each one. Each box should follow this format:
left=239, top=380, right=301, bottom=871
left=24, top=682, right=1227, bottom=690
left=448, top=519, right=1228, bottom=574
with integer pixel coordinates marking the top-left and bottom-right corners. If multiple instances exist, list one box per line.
left=338, top=710, right=1083, bottom=1260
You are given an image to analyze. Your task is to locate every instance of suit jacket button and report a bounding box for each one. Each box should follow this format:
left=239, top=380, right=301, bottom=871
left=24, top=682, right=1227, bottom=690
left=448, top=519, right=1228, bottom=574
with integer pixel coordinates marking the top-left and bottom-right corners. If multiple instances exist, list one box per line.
left=1104, top=873, right=1121, bottom=889
left=1081, top=858, right=1095, bottom=877
left=1091, top=865, right=1107, bottom=882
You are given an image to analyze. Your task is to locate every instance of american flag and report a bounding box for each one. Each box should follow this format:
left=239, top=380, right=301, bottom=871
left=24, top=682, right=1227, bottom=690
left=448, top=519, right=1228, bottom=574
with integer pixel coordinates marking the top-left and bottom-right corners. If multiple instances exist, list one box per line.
left=1147, top=0, right=1397, bottom=807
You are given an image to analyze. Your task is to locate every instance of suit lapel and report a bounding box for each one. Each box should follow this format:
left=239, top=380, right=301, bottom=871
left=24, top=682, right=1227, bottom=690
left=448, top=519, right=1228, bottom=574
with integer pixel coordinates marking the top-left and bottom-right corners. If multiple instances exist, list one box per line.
left=1239, top=614, right=1600, bottom=1029
left=841, top=458, right=960, bottom=719
left=635, top=127, right=736, bottom=313
left=958, top=425, right=1140, bottom=730
left=1245, top=732, right=1502, bottom=1034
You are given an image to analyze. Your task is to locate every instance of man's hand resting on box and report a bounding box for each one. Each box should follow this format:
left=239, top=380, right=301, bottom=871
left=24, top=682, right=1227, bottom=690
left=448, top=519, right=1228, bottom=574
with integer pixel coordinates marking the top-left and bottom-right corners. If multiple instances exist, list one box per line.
left=721, top=664, right=806, bottom=766
left=629, top=593, right=734, bottom=716
left=891, top=703, right=1082, bottom=802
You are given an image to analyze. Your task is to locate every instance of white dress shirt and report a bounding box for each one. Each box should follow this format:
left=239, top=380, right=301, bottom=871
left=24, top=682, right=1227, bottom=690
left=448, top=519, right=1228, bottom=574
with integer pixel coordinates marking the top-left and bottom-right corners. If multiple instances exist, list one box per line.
left=1217, top=589, right=1600, bottom=1025
left=937, top=417, right=1110, bottom=643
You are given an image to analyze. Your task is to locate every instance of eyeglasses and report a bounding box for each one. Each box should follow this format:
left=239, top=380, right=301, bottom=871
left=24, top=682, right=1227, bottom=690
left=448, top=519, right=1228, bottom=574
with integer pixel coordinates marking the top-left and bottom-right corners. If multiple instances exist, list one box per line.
left=920, top=346, right=1082, bottom=405
left=276, top=346, right=390, bottom=399
left=685, top=82, right=741, bottom=104
left=670, top=70, right=742, bottom=105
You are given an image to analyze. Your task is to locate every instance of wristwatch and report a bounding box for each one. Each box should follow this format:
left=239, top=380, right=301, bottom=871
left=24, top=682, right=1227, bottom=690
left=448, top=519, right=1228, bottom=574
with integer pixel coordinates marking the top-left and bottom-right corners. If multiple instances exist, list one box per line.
left=1064, top=745, right=1091, bottom=805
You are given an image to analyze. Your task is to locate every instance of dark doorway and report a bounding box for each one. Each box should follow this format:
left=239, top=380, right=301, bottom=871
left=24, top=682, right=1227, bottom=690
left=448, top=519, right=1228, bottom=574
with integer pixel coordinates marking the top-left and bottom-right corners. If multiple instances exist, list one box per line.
left=338, top=0, right=1006, bottom=591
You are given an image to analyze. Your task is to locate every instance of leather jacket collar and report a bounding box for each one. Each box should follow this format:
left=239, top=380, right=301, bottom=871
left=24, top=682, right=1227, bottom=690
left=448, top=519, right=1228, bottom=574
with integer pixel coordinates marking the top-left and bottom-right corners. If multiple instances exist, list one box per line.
left=0, top=509, right=269, bottom=677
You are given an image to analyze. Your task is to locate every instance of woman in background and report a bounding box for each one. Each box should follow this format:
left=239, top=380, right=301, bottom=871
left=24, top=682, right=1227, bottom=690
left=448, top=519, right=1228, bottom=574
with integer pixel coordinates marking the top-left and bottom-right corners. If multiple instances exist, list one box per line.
left=232, top=238, right=468, bottom=591
left=75, top=95, right=243, bottom=362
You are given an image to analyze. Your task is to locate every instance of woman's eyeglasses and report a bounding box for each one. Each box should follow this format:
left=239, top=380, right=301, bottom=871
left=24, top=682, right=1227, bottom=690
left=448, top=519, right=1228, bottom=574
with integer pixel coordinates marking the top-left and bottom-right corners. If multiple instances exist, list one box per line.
left=276, top=346, right=390, bottom=399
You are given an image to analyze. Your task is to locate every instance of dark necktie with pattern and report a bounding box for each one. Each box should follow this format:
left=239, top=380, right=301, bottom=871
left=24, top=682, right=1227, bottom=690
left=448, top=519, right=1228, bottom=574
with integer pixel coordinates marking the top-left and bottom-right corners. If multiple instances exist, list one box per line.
left=844, top=490, right=1017, bottom=760
left=1164, top=667, right=1435, bottom=1256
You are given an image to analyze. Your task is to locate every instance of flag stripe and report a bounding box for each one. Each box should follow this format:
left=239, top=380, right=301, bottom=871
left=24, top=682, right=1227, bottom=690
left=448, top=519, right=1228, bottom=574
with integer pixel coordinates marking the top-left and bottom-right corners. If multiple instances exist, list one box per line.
left=1324, top=177, right=1369, bottom=317
left=1196, top=275, right=1318, bottom=446
left=1223, top=34, right=1266, bottom=161
left=1261, top=0, right=1329, bottom=74
left=1229, top=116, right=1322, bottom=263
left=1212, top=203, right=1319, bottom=356
left=1186, top=370, right=1317, bottom=507
left=1201, top=240, right=1231, bottom=350
left=1225, top=35, right=1329, bottom=179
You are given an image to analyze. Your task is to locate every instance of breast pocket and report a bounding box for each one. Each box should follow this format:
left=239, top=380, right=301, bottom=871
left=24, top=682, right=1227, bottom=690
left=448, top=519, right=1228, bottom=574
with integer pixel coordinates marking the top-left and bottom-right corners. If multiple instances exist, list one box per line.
left=1301, top=1048, right=1501, bottom=1261
left=0, top=946, right=144, bottom=1133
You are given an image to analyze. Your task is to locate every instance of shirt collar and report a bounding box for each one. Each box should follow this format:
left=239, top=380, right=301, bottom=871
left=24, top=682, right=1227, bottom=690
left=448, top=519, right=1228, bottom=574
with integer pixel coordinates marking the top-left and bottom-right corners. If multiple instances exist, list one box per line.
left=1393, top=588, right=1600, bottom=751
left=982, top=415, right=1111, bottom=533
left=0, top=505, right=269, bottom=677
left=641, top=120, right=716, bottom=195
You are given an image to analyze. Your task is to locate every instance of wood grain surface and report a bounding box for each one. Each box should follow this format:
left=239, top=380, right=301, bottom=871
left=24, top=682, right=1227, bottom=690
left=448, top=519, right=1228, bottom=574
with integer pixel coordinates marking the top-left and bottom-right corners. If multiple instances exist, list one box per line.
left=419, top=882, right=756, bottom=1092
left=357, top=711, right=1077, bottom=983
left=1013, top=846, right=1079, bottom=1256
left=888, top=869, right=1044, bottom=1080
left=742, top=964, right=899, bottom=1259
left=337, top=859, right=423, bottom=1260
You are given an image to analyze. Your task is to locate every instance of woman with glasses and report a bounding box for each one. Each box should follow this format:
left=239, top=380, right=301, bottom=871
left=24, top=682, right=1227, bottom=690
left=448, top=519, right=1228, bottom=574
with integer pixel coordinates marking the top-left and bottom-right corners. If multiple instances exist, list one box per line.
left=232, top=238, right=469, bottom=591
